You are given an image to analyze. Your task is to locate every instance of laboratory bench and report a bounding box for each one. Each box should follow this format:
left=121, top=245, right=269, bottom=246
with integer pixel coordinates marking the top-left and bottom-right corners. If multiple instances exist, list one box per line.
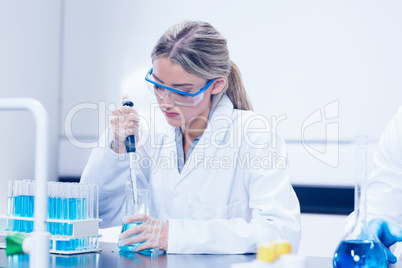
left=0, top=242, right=335, bottom=268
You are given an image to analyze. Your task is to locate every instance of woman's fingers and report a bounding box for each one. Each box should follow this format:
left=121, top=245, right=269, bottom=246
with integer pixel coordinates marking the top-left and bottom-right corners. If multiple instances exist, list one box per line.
left=135, top=241, right=154, bottom=252
left=124, top=214, right=150, bottom=224
left=119, top=222, right=148, bottom=239
left=118, top=232, right=152, bottom=247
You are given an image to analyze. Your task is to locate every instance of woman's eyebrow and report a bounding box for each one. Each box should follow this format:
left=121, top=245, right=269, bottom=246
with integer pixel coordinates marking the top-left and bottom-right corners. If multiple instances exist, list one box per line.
left=153, top=74, right=194, bottom=87
left=153, top=74, right=164, bottom=84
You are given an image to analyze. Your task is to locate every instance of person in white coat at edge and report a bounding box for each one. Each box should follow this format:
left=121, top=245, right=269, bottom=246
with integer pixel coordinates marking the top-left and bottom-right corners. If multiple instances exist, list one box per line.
left=81, top=21, right=301, bottom=254
left=349, top=106, right=402, bottom=264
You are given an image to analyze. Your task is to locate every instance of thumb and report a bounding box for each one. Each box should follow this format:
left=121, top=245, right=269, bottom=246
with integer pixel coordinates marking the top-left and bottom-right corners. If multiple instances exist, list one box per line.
left=369, top=218, right=402, bottom=247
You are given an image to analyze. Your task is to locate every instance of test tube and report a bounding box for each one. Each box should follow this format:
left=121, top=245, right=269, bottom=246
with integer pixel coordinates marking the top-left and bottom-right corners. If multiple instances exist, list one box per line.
left=7, top=180, right=14, bottom=216
left=55, top=182, right=63, bottom=235
left=26, top=181, right=35, bottom=233
left=62, top=183, right=70, bottom=236
left=13, top=180, right=21, bottom=217
left=89, top=184, right=99, bottom=219
left=12, top=180, right=21, bottom=232
left=69, top=184, right=78, bottom=221
left=6, top=181, right=15, bottom=231
left=47, top=182, right=57, bottom=235
left=77, top=184, right=82, bottom=220
left=20, top=180, right=28, bottom=232
left=81, top=184, right=89, bottom=220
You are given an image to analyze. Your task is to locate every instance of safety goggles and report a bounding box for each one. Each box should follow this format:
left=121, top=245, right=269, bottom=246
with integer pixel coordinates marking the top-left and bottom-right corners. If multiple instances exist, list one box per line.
left=145, top=68, right=215, bottom=106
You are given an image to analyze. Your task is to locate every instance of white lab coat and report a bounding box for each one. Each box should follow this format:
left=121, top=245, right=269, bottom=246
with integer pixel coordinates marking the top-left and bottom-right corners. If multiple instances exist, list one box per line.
left=366, top=106, right=402, bottom=224
left=81, top=94, right=301, bottom=254
left=347, top=106, right=402, bottom=260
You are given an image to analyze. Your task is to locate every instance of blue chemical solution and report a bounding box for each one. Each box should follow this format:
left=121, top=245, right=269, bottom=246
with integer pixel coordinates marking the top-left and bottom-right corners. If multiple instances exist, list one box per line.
left=62, top=198, right=69, bottom=235
left=55, top=197, right=63, bottom=235
left=333, top=240, right=387, bottom=268
left=13, top=195, right=23, bottom=232
left=77, top=198, right=82, bottom=219
left=69, top=198, right=77, bottom=220
left=19, top=195, right=29, bottom=232
left=48, top=196, right=56, bottom=235
left=67, top=198, right=77, bottom=236
left=82, top=198, right=87, bottom=219
left=119, top=222, right=151, bottom=253
left=26, top=195, right=34, bottom=233
left=14, top=195, right=22, bottom=216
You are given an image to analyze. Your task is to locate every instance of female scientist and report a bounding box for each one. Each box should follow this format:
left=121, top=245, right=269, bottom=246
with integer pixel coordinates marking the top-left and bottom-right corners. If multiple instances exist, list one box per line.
left=81, top=21, right=301, bottom=254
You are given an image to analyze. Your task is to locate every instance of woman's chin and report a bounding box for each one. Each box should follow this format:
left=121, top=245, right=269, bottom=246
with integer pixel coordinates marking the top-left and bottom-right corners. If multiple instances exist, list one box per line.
left=164, top=116, right=183, bottom=127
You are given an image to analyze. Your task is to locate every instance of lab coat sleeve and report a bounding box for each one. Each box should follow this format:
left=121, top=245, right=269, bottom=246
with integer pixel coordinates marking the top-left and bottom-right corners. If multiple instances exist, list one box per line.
left=366, top=107, right=402, bottom=225
left=167, top=133, right=301, bottom=254
left=80, top=128, right=150, bottom=228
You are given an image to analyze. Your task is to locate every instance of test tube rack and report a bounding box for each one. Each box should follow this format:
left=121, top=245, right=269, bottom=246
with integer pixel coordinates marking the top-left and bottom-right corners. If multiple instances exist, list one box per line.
left=0, top=181, right=102, bottom=255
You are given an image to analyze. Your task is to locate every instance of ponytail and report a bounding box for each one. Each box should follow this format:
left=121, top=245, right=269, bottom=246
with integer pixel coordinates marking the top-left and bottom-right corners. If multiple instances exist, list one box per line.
left=212, top=61, right=253, bottom=111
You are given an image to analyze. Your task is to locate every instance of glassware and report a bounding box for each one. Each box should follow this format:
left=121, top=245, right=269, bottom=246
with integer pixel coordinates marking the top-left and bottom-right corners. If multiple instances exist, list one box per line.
left=118, top=181, right=149, bottom=252
left=333, top=136, right=387, bottom=267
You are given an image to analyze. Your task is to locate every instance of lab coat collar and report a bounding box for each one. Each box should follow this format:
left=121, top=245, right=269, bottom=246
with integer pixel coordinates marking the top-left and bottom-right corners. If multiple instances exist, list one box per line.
left=177, top=94, right=234, bottom=179
left=203, top=94, right=234, bottom=144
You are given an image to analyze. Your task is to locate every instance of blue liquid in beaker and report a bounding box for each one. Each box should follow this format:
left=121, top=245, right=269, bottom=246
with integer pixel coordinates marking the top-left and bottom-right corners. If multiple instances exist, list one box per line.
left=333, top=240, right=387, bottom=268
left=119, top=222, right=150, bottom=252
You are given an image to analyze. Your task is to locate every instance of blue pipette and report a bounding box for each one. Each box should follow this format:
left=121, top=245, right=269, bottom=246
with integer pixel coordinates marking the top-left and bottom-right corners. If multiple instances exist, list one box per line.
left=122, top=100, right=137, bottom=203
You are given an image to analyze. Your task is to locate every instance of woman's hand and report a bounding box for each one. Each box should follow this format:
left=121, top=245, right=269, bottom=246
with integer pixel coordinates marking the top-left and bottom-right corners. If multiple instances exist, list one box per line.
left=369, top=218, right=402, bottom=264
left=118, top=214, right=169, bottom=252
left=110, top=106, right=140, bottom=154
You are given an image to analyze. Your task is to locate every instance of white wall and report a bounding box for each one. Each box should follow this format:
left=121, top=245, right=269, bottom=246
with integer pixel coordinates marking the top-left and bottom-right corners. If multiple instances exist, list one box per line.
left=60, top=0, right=402, bottom=186
left=0, top=1, right=62, bottom=213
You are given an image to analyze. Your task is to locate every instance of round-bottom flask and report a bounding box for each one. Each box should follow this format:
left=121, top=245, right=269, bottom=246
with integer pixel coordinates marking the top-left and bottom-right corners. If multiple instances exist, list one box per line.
left=333, top=136, right=387, bottom=267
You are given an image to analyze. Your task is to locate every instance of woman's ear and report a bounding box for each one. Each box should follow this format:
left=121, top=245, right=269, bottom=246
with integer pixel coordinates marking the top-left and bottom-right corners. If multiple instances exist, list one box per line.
left=210, top=77, right=227, bottom=95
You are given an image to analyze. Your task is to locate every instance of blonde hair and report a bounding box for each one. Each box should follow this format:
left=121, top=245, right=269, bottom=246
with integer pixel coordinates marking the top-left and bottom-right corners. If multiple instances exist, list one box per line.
left=151, top=21, right=252, bottom=111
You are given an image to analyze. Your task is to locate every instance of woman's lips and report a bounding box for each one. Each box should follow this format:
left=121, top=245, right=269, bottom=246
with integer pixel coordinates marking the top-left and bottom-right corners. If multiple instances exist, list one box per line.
left=164, top=111, right=179, bottom=118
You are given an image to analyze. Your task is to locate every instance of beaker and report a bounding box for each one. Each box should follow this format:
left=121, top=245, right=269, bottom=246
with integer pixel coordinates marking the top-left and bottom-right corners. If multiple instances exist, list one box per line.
left=333, top=136, right=387, bottom=267
left=118, top=182, right=149, bottom=252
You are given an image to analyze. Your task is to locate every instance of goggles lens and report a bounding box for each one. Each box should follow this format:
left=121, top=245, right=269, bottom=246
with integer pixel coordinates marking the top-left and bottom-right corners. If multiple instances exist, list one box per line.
left=145, top=69, right=214, bottom=107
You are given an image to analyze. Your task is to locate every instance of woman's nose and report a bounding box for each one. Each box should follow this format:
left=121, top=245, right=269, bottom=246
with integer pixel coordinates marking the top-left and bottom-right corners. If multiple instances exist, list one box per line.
left=161, top=92, right=175, bottom=108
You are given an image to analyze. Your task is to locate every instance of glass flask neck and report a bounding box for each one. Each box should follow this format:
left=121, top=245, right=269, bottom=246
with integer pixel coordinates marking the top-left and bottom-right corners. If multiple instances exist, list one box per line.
left=355, top=135, right=368, bottom=223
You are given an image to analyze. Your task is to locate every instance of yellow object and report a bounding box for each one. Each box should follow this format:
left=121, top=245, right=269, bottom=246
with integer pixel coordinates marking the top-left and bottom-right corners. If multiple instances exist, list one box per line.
left=274, top=240, right=292, bottom=258
left=256, top=240, right=292, bottom=263
left=256, top=242, right=276, bottom=262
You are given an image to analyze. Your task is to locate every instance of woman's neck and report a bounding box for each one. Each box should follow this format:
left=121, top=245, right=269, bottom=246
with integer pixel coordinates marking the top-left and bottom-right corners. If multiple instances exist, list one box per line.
left=181, top=108, right=210, bottom=144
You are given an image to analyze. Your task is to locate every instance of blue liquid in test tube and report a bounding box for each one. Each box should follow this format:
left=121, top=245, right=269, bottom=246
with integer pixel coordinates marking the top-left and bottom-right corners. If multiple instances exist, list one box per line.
left=82, top=198, right=87, bottom=219
left=13, top=181, right=22, bottom=232
left=63, top=196, right=69, bottom=236
left=27, top=195, right=34, bottom=233
left=26, top=181, right=35, bottom=233
left=48, top=182, right=57, bottom=235
left=56, top=194, right=63, bottom=235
